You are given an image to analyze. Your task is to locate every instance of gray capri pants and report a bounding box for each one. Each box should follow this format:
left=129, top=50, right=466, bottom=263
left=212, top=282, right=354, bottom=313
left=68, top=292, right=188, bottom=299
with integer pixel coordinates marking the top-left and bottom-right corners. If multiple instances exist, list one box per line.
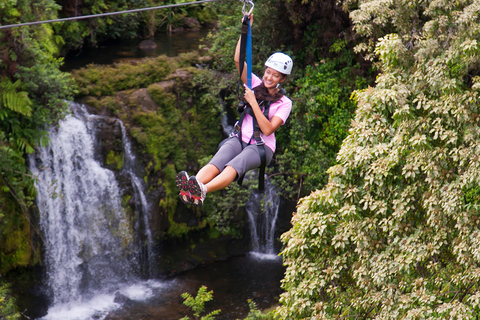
left=209, top=137, right=274, bottom=180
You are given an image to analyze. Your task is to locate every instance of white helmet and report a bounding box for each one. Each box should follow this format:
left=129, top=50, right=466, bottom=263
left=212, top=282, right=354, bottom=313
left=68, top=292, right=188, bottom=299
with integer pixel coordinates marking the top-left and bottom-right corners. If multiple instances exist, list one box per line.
left=265, top=52, right=293, bottom=75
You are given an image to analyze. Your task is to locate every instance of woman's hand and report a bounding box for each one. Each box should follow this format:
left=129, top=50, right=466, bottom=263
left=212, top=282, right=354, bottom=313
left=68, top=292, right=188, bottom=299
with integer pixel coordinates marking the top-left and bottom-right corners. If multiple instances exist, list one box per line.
left=242, top=14, right=253, bottom=26
left=244, top=87, right=256, bottom=106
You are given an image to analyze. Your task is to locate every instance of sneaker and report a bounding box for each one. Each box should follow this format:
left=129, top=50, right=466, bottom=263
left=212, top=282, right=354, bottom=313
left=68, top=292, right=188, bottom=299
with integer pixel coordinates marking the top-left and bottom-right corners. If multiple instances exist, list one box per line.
left=188, top=176, right=207, bottom=207
left=176, top=171, right=192, bottom=205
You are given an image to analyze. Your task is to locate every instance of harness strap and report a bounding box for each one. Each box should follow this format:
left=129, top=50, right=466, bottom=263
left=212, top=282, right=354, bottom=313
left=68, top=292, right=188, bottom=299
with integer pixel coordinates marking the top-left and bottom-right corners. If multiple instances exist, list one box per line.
left=252, top=115, right=267, bottom=190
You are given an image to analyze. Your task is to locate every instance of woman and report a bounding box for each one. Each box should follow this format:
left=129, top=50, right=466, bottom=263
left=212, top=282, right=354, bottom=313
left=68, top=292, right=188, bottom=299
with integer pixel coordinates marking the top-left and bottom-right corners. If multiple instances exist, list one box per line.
left=176, top=15, right=293, bottom=206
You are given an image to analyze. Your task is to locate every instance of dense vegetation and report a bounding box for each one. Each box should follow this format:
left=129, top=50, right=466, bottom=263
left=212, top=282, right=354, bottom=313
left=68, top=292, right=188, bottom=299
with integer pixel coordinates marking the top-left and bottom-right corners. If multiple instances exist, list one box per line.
left=0, top=0, right=75, bottom=276
left=279, top=0, right=480, bottom=318
left=0, top=0, right=368, bottom=317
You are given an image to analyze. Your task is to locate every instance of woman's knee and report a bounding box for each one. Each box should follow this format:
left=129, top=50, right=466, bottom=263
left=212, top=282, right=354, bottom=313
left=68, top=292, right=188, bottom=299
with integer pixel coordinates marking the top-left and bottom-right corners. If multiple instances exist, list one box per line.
left=197, top=164, right=221, bottom=183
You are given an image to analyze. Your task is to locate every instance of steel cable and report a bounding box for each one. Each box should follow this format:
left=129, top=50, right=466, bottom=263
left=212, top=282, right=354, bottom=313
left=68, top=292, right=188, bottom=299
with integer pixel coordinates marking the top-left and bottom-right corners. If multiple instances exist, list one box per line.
left=0, top=0, right=222, bottom=30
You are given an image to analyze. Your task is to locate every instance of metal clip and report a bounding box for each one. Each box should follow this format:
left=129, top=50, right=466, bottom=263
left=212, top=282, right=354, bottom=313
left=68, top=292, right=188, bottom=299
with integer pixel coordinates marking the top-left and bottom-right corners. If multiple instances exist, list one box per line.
left=230, top=121, right=240, bottom=137
left=253, top=132, right=264, bottom=145
left=255, top=137, right=265, bottom=146
left=241, top=0, right=254, bottom=15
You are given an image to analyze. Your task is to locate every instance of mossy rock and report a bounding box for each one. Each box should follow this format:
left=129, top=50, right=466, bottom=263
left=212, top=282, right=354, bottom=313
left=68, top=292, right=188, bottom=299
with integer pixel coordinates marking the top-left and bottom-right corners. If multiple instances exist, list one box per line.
left=73, top=53, right=244, bottom=265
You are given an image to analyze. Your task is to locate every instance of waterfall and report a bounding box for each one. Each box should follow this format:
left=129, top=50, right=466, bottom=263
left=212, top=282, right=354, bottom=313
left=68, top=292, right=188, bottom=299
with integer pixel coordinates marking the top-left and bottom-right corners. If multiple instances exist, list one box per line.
left=76, top=105, right=153, bottom=275
left=118, top=121, right=154, bottom=275
left=29, top=102, right=155, bottom=319
left=245, top=177, right=280, bottom=259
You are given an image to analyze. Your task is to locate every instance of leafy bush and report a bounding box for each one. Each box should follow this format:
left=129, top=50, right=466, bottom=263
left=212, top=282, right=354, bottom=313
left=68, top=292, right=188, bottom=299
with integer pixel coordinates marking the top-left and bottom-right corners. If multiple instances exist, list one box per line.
left=278, top=1, right=480, bottom=318
left=180, top=285, right=221, bottom=320
left=244, top=299, right=277, bottom=320
left=274, top=47, right=369, bottom=200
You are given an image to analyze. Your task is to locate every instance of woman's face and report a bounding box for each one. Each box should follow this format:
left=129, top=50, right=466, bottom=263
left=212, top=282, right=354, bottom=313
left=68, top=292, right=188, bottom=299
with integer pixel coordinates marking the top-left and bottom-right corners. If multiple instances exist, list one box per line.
left=263, top=67, right=286, bottom=89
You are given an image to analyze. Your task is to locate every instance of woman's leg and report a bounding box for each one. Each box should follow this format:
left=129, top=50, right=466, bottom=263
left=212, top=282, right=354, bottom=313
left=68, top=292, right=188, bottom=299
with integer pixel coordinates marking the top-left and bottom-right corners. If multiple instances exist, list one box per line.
left=196, top=164, right=221, bottom=184
left=195, top=137, right=243, bottom=186
left=204, top=166, right=237, bottom=193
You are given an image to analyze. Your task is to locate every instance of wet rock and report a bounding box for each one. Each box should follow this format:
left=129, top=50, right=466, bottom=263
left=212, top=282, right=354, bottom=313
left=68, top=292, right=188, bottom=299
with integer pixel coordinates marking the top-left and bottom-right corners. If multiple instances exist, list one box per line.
left=184, top=17, right=201, bottom=31
left=114, top=292, right=132, bottom=305
left=139, top=40, right=157, bottom=50
left=117, top=51, right=136, bottom=57
left=172, top=26, right=185, bottom=33
left=127, top=88, right=159, bottom=112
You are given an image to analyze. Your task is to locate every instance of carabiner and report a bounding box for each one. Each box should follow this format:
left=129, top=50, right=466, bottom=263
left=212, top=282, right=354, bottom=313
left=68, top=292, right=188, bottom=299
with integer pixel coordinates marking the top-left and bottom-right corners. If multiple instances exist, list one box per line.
left=241, top=0, right=254, bottom=15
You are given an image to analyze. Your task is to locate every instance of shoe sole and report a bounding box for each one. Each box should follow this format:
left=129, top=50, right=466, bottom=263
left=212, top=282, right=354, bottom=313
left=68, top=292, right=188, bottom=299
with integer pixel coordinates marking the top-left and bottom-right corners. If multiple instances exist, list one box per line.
left=176, top=171, right=191, bottom=205
left=188, top=176, right=204, bottom=207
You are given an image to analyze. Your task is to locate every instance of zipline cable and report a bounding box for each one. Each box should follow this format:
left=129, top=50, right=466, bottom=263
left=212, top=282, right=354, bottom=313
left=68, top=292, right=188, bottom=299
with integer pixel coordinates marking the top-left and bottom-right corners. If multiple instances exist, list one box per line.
left=0, top=0, right=222, bottom=30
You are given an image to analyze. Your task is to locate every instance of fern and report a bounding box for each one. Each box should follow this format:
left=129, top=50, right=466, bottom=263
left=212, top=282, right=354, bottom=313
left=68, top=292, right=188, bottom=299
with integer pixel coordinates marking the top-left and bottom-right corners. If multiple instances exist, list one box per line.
left=0, top=78, right=32, bottom=117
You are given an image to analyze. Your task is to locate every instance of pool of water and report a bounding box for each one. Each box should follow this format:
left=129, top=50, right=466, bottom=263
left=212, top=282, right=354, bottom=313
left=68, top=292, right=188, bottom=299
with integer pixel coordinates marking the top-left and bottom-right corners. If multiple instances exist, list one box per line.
left=108, top=253, right=284, bottom=320
left=34, top=253, right=285, bottom=320
left=62, top=28, right=210, bottom=71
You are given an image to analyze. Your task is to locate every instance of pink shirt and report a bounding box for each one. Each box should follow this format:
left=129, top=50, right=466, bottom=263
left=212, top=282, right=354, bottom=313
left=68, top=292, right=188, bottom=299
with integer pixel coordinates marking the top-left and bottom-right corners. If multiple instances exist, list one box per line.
left=240, top=74, right=292, bottom=152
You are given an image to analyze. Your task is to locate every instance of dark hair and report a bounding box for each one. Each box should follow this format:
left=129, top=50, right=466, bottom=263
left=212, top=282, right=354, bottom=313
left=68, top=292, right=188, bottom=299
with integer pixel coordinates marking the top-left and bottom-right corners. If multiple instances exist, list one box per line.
left=252, top=75, right=287, bottom=103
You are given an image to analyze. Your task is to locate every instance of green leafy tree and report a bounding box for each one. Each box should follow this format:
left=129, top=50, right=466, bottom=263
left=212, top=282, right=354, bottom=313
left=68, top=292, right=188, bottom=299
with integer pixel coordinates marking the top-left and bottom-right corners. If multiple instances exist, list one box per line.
left=274, top=45, right=369, bottom=200
left=279, top=0, right=480, bottom=318
left=180, top=285, right=221, bottom=320
left=0, top=0, right=75, bottom=276
left=54, top=0, right=150, bottom=51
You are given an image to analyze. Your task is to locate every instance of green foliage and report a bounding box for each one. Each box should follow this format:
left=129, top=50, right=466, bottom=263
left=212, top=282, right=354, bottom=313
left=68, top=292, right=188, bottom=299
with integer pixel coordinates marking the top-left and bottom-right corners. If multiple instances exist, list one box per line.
left=72, top=55, right=178, bottom=96
left=204, top=3, right=239, bottom=72
left=0, top=78, right=36, bottom=154
left=54, top=0, right=150, bottom=51
left=0, top=283, right=20, bottom=320
left=203, top=177, right=251, bottom=238
left=244, top=299, right=277, bottom=320
left=0, top=0, right=75, bottom=275
left=180, top=285, right=221, bottom=320
left=274, top=50, right=369, bottom=200
left=106, top=150, right=124, bottom=170
left=0, top=78, right=32, bottom=118
left=0, top=130, right=42, bottom=274
left=282, top=0, right=352, bottom=66
left=279, top=0, right=480, bottom=318
left=206, top=0, right=291, bottom=73
left=53, top=0, right=218, bottom=52
left=186, top=2, right=217, bottom=26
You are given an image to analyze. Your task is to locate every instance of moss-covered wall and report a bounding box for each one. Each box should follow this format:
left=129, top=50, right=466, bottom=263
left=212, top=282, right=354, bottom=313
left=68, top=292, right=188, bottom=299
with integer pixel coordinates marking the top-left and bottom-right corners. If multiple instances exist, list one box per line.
left=73, top=52, right=246, bottom=273
left=0, top=193, right=40, bottom=275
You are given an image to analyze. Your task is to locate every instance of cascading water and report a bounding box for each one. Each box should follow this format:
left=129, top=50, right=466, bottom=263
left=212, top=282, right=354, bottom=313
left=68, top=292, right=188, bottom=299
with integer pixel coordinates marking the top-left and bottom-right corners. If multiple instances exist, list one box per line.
left=29, top=102, right=158, bottom=320
left=118, top=121, right=155, bottom=275
left=245, top=176, right=280, bottom=258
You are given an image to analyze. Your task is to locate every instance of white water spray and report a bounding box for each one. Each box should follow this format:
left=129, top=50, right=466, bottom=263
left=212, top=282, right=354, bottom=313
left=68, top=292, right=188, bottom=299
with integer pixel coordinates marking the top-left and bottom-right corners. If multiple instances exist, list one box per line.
left=29, top=103, right=154, bottom=319
left=245, top=177, right=280, bottom=258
